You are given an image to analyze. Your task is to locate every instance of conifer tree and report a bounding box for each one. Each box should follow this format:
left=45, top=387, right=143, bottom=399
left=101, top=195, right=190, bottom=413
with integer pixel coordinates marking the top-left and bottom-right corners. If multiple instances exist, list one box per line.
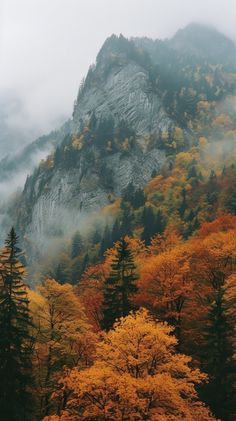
left=0, top=228, right=34, bottom=421
left=102, top=237, right=138, bottom=330
left=71, top=231, right=83, bottom=259
left=142, top=207, right=165, bottom=245
left=202, top=275, right=236, bottom=421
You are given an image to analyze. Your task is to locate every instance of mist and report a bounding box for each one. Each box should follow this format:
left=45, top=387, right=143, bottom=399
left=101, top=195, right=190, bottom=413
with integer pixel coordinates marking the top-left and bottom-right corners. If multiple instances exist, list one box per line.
left=1, top=0, right=236, bottom=158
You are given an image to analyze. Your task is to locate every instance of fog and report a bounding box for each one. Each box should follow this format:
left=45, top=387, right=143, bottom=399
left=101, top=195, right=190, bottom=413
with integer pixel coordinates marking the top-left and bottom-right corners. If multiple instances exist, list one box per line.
left=1, top=0, right=236, bottom=156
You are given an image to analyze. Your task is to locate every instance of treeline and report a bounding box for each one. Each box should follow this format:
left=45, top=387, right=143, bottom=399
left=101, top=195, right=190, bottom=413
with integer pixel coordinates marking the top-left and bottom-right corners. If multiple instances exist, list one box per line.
left=1, top=216, right=236, bottom=420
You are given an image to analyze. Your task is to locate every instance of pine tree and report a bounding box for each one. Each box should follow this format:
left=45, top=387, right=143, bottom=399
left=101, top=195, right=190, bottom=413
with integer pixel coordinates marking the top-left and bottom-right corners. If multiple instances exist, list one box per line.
left=120, top=206, right=133, bottom=236
left=71, top=231, right=83, bottom=259
left=133, top=188, right=146, bottom=209
left=111, top=219, right=122, bottom=244
left=0, top=228, right=34, bottom=421
left=178, top=188, right=188, bottom=217
left=142, top=207, right=165, bottom=245
left=102, top=238, right=138, bottom=330
left=99, top=225, right=112, bottom=258
left=201, top=274, right=236, bottom=421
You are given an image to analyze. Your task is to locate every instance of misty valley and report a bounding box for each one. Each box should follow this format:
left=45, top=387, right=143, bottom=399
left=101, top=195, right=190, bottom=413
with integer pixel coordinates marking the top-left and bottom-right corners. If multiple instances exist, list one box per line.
left=1, top=20, right=236, bottom=421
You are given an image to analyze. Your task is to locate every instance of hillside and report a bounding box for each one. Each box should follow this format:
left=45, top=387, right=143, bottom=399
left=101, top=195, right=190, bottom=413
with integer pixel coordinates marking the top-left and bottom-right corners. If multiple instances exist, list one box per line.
left=1, top=22, right=236, bottom=421
left=9, top=24, right=236, bottom=259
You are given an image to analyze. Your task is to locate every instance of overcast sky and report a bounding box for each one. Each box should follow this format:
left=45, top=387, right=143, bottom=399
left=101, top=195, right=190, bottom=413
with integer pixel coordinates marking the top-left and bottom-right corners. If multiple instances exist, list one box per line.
left=1, top=0, right=236, bottom=144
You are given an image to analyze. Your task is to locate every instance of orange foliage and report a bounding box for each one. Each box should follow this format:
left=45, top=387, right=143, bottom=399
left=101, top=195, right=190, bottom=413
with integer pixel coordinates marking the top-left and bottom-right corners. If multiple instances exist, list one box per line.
left=50, top=309, right=214, bottom=420
left=197, top=213, right=236, bottom=239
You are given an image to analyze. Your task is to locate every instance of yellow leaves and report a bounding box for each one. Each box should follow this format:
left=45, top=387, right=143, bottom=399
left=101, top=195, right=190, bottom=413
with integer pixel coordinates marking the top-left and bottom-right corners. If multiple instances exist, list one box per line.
left=32, top=278, right=96, bottom=415
left=199, top=136, right=208, bottom=149
left=145, top=175, right=163, bottom=195
left=121, top=137, right=130, bottom=151
left=55, top=309, right=215, bottom=420
left=101, top=199, right=121, bottom=217
left=176, top=151, right=197, bottom=170
left=212, top=113, right=232, bottom=127
left=39, top=154, right=54, bottom=169
left=173, top=127, right=184, bottom=142
left=137, top=246, right=192, bottom=314
left=197, top=100, right=211, bottom=114
left=71, top=134, right=84, bottom=150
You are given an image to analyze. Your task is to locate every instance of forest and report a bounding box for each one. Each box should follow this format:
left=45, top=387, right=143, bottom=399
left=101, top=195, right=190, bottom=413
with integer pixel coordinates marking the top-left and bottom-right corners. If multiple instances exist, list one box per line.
left=2, top=23, right=236, bottom=421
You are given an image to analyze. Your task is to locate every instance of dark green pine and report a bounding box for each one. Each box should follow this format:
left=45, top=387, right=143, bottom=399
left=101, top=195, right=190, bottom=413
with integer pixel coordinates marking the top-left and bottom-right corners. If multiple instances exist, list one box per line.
left=102, top=237, right=138, bottom=330
left=0, top=227, right=34, bottom=421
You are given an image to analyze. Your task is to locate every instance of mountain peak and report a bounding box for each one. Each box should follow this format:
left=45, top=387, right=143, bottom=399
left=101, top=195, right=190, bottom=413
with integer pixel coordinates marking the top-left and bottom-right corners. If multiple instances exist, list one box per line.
left=170, top=22, right=235, bottom=64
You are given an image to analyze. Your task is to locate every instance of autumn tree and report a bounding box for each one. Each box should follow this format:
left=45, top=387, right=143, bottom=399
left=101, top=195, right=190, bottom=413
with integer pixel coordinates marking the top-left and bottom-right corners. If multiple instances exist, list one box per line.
left=0, top=228, right=34, bottom=421
left=102, top=237, right=138, bottom=330
left=189, top=228, right=236, bottom=420
left=50, top=309, right=215, bottom=420
left=137, top=244, right=192, bottom=347
left=31, top=279, right=95, bottom=418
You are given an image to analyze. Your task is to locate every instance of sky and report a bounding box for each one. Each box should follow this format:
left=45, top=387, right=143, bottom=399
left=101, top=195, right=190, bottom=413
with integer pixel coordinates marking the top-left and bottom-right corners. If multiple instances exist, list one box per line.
left=1, top=0, right=236, bottom=149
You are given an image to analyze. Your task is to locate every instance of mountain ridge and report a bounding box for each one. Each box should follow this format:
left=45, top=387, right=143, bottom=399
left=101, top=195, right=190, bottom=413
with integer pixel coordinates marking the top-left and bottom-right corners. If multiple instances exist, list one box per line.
left=2, top=23, right=236, bottom=255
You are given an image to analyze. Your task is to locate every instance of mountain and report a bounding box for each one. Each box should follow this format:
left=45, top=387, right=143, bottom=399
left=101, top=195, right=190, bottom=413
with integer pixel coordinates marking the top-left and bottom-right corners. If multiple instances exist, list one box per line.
left=170, top=23, right=236, bottom=65
left=7, top=24, right=236, bottom=255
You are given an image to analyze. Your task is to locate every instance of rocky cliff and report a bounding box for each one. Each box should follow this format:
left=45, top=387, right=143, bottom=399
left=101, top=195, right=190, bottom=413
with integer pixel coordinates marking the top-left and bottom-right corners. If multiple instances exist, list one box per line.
left=13, top=24, right=236, bottom=251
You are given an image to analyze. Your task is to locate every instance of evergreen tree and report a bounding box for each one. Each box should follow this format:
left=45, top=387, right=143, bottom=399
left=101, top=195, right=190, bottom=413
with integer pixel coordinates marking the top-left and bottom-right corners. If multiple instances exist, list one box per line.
left=99, top=225, right=112, bottom=258
left=111, top=219, right=122, bottom=244
left=142, top=207, right=165, bottom=245
left=142, top=206, right=156, bottom=245
left=81, top=253, right=89, bottom=275
left=92, top=229, right=101, bottom=245
left=206, top=170, right=218, bottom=205
left=155, top=209, right=166, bottom=235
left=201, top=276, right=235, bottom=421
left=133, top=188, right=146, bottom=209
left=178, top=188, right=188, bottom=217
left=0, top=228, right=34, bottom=421
left=102, top=238, right=138, bottom=330
left=120, top=206, right=133, bottom=236
left=122, top=182, right=135, bottom=204
left=71, top=231, right=83, bottom=259
left=225, top=187, right=236, bottom=215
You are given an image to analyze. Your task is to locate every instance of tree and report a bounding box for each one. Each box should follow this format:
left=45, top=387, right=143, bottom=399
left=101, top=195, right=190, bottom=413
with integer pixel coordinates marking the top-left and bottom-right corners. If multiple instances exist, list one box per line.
left=71, top=231, right=83, bottom=259
left=0, top=228, right=34, bottom=421
left=133, top=188, right=146, bottom=209
left=102, top=238, right=138, bottom=330
left=120, top=205, right=133, bottom=236
left=31, top=279, right=94, bottom=418
left=142, top=206, right=166, bottom=245
left=202, top=289, right=235, bottom=421
left=188, top=228, right=236, bottom=419
left=51, top=309, right=215, bottom=420
left=99, top=225, right=112, bottom=258
left=178, top=187, right=188, bottom=217
left=201, top=273, right=236, bottom=421
left=137, top=245, right=192, bottom=347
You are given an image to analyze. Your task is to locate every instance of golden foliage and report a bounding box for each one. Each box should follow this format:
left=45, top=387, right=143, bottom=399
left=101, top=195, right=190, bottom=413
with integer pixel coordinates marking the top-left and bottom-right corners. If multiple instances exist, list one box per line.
left=51, top=309, right=214, bottom=420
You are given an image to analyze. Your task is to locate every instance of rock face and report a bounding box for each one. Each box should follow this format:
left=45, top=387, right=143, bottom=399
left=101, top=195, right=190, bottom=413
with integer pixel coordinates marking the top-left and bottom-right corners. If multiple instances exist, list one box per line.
left=17, top=35, right=172, bottom=244
left=72, top=60, right=170, bottom=137
left=15, top=25, right=236, bottom=248
left=20, top=143, right=165, bottom=244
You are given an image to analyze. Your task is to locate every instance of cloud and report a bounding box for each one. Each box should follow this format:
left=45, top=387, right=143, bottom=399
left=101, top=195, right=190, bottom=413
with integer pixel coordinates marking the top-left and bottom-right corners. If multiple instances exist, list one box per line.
left=1, top=0, right=236, bottom=153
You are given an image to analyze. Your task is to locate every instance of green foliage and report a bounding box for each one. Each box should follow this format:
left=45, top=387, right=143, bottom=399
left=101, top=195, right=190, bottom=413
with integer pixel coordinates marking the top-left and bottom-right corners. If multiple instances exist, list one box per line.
left=0, top=228, right=34, bottom=421
left=102, top=238, right=138, bottom=330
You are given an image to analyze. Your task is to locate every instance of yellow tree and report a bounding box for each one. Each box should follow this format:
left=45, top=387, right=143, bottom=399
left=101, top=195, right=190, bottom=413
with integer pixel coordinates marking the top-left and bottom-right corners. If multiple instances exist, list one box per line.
left=137, top=245, right=193, bottom=346
left=48, top=309, right=215, bottom=420
left=30, top=279, right=96, bottom=418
